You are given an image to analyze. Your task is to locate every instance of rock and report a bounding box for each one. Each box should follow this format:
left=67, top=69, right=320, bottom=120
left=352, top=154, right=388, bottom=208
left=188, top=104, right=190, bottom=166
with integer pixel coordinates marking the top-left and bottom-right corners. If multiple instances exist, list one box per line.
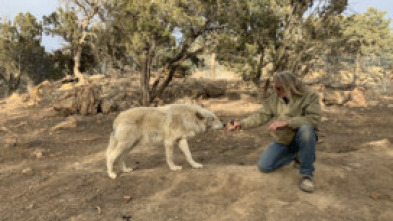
left=347, top=163, right=361, bottom=169
left=368, top=101, right=379, bottom=107
left=312, top=84, right=325, bottom=92
left=78, top=85, right=101, bottom=115
left=58, top=83, right=74, bottom=91
left=370, top=192, right=381, bottom=200
left=73, top=162, right=83, bottom=170
left=157, top=99, right=165, bottom=106
left=22, top=168, right=33, bottom=175
left=118, top=101, right=132, bottom=110
left=53, top=96, right=77, bottom=116
left=162, top=80, right=225, bottom=101
left=28, top=80, right=52, bottom=103
left=89, top=74, right=106, bottom=80
left=323, top=90, right=348, bottom=105
left=53, top=84, right=101, bottom=116
left=131, top=100, right=140, bottom=106
left=4, top=137, right=17, bottom=146
left=51, top=116, right=78, bottom=131
left=201, top=84, right=225, bottom=98
left=346, top=87, right=367, bottom=108
left=33, top=149, right=47, bottom=158
left=123, top=195, right=132, bottom=203
left=0, top=126, right=11, bottom=133
left=378, top=211, right=393, bottom=221
left=100, top=98, right=116, bottom=114
left=152, top=97, right=165, bottom=106
left=362, top=139, right=392, bottom=150
left=96, top=206, right=102, bottom=215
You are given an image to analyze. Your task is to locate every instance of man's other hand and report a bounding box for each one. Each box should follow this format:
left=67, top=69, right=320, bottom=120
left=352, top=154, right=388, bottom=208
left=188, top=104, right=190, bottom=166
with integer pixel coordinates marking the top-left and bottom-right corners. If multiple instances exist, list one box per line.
left=268, top=120, right=289, bottom=132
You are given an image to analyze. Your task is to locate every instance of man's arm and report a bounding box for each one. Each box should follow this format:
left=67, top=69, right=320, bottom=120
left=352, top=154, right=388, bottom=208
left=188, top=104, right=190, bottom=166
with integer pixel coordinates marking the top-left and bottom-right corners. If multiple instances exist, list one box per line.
left=287, top=92, right=322, bottom=129
left=239, top=97, right=275, bottom=129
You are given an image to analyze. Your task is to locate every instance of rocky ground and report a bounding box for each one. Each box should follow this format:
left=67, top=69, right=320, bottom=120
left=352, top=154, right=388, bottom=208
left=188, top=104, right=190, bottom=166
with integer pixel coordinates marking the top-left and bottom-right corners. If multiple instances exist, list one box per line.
left=0, top=77, right=392, bottom=221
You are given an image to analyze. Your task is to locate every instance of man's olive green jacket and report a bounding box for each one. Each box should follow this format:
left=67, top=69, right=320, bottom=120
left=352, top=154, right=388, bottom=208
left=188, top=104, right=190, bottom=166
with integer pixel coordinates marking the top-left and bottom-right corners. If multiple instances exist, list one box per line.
left=240, top=90, right=322, bottom=145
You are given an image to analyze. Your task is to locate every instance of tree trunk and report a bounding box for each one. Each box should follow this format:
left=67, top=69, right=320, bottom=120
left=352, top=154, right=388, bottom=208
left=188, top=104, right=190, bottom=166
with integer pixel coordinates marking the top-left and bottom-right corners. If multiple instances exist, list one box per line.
left=7, top=73, right=21, bottom=96
left=150, top=19, right=212, bottom=101
left=210, top=53, right=216, bottom=79
left=382, top=57, right=387, bottom=93
left=73, top=47, right=86, bottom=84
left=151, top=46, right=204, bottom=100
left=71, top=2, right=99, bottom=85
left=155, top=63, right=182, bottom=101
left=141, top=50, right=151, bottom=106
left=0, top=67, right=21, bottom=97
left=253, top=49, right=265, bottom=86
left=353, top=53, right=360, bottom=86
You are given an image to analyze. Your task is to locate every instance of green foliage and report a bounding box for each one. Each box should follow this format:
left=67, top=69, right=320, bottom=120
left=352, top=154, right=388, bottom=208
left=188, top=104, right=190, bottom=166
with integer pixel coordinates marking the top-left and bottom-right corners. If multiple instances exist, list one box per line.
left=43, top=9, right=79, bottom=45
left=0, top=13, right=53, bottom=95
left=43, top=0, right=102, bottom=79
left=215, top=0, right=350, bottom=83
left=341, top=7, right=393, bottom=56
left=2, top=0, right=392, bottom=97
left=104, top=0, right=231, bottom=104
left=108, top=0, right=179, bottom=62
left=48, top=50, right=72, bottom=80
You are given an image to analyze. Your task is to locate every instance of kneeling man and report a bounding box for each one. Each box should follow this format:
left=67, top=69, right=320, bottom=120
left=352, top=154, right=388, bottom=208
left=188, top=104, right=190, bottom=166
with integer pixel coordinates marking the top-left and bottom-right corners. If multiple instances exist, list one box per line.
left=228, top=71, right=322, bottom=193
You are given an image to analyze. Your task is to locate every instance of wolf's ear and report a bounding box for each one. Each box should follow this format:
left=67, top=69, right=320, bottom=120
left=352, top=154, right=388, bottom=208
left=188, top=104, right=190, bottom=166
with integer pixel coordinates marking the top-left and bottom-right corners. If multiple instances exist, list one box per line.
left=195, top=111, right=204, bottom=120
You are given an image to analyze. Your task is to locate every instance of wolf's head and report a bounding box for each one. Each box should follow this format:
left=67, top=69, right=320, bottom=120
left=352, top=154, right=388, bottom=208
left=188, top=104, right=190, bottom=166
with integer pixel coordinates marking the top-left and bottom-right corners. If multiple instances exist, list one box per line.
left=195, top=108, right=224, bottom=130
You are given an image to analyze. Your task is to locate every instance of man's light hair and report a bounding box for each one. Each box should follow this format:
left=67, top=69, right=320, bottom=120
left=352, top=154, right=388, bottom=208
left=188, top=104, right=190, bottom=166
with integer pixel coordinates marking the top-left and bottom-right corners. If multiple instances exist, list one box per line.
left=273, top=71, right=307, bottom=99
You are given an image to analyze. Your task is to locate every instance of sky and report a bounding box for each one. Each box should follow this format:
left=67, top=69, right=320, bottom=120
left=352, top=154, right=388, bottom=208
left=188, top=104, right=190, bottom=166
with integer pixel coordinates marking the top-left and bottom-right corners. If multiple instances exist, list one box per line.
left=0, top=0, right=61, bottom=52
left=0, top=0, right=392, bottom=52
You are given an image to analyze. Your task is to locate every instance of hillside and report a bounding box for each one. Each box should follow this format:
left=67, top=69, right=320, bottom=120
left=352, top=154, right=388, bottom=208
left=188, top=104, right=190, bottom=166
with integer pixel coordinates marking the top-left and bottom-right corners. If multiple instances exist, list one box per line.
left=0, top=77, right=392, bottom=221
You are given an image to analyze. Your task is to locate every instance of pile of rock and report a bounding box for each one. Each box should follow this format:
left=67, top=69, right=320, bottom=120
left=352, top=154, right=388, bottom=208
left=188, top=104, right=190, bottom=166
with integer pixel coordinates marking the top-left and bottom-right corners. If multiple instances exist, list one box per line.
left=311, top=84, right=367, bottom=108
left=53, top=84, right=102, bottom=115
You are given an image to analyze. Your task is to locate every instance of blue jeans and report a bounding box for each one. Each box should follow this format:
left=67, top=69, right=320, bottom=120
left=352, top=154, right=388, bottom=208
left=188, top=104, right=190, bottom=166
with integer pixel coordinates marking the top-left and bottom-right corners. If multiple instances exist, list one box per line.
left=258, top=125, right=317, bottom=177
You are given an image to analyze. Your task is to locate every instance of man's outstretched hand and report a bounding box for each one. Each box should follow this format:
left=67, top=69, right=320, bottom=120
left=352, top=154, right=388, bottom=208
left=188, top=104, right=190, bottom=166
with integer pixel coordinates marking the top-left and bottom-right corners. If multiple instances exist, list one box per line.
left=226, top=119, right=241, bottom=131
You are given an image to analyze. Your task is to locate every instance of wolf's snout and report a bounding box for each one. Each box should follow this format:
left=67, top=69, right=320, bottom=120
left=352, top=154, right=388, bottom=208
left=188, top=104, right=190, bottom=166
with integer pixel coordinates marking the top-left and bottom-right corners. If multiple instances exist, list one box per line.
left=212, top=120, right=224, bottom=130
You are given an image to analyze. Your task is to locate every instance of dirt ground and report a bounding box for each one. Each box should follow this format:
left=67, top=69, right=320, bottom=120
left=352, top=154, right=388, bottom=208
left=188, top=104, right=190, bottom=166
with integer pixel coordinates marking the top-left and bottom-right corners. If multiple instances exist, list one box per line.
left=1, top=79, right=393, bottom=221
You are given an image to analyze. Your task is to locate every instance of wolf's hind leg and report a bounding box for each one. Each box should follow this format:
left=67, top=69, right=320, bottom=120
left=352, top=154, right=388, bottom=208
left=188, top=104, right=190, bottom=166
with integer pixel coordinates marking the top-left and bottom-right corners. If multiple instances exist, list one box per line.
left=106, top=141, right=131, bottom=179
left=106, top=134, right=119, bottom=179
left=179, top=138, right=203, bottom=169
left=106, top=148, right=122, bottom=179
left=119, top=154, right=133, bottom=173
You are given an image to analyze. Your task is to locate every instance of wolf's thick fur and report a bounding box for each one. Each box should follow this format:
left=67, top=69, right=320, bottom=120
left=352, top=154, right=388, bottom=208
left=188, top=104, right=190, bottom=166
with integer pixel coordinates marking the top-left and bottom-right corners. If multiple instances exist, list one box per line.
left=106, top=103, right=223, bottom=179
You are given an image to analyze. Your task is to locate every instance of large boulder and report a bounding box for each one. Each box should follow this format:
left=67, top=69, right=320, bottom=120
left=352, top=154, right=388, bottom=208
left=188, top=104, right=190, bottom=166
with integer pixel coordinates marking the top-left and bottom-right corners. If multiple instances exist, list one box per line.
left=162, top=79, right=226, bottom=101
left=53, top=84, right=101, bottom=115
left=345, top=87, right=367, bottom=108
left=323, top=90, right=350, bottom=105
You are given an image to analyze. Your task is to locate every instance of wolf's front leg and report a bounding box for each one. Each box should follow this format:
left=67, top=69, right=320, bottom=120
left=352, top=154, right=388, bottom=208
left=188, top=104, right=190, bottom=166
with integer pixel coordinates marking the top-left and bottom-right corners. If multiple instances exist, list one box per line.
left=179, top=138, right=203, bottom=169
left=165, top=140, right=182, bottom=171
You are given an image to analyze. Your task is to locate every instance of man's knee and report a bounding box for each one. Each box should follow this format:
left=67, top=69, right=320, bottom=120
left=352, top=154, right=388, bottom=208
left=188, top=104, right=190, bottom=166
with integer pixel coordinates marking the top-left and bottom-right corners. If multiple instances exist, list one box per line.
left=297, top=125, right=316, bottom=142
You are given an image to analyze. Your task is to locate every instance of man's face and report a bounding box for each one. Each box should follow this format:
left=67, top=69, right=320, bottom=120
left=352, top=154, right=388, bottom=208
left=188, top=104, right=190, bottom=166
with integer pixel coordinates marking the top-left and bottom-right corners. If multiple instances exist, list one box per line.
left=274, top=81, right=286, bottom=98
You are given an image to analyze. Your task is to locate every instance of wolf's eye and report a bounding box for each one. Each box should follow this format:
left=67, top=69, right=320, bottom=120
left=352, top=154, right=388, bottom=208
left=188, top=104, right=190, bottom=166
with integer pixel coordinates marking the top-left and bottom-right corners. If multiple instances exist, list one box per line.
left=195, top=112, right=204, bottom=120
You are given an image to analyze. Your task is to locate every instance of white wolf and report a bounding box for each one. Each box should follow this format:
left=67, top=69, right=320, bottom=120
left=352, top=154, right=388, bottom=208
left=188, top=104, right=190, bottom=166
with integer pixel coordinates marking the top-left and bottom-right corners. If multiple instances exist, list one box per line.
left=106, top=103, right=224, bottom=179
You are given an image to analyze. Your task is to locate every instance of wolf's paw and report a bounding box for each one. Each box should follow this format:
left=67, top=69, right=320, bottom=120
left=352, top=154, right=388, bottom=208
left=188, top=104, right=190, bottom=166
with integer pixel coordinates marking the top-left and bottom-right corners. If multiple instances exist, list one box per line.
left=122, top=167, right=133, bottom=173
left=170, top=165, right=183, bottom=171
left=192, top=163, right=203, bottom=169
left=108, top=171, right=118, bottom=179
